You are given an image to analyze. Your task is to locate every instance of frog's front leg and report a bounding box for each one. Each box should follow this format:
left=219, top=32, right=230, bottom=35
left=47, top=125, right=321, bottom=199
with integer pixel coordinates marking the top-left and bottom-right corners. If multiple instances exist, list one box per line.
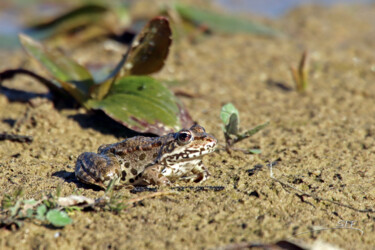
left=75, top=152, right=121, bottom=189
left=182, top=160, right=210, bottom=183
left=136, top=164, right=171, bottom=186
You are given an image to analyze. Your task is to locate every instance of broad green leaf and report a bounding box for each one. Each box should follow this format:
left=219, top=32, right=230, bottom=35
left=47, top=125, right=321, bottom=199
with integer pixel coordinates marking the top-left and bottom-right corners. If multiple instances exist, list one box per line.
left=46, top=209, right=72, bottom=227
left=122, top=16, right=172, bottom=76
left=86, top=76, right=192, bottom=135
left=220, top=103, right=240, bottom=135
left=174, top=4, right=280, bottom=36
left=19, top=34, right=95, bottom=104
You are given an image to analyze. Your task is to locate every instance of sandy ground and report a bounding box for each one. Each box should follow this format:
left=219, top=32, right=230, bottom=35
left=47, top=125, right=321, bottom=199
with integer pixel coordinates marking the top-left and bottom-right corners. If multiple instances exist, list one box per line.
left=0, top=2, right=374, bottom=249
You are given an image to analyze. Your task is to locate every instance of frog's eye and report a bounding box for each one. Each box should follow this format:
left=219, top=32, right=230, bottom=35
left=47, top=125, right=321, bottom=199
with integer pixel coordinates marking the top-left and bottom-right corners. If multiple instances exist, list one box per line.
left=177, top=131, right=192, bottom=144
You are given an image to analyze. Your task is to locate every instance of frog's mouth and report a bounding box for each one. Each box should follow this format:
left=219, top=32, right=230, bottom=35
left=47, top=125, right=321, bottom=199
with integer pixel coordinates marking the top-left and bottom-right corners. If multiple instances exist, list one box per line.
left=185, top=139, right=217, bottom=159
left=161, top=137, right=217, bottom=164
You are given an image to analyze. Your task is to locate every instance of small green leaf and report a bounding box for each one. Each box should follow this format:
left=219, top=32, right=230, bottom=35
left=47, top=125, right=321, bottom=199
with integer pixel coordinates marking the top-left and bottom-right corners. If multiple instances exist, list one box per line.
left=174, top=4, right=280, bottom=36
left=19, top=34, right=95, bottom=104
left=226, top=113, right=239, bottom=135
left=46, top=209, right=72, bottom=227
left=43, top=200, right=52, bottom=208
left=64, top=206, right=82, bottom=213
left=36, top=204, right=47, bottom=220
left=26, top=209, right=34, bottom=218
left=249, top=149, right=262, bottom=154
left=220, top=103, right=240, bottom=135
left=10, top=200, right=21, bottom=217
left=237, top=121, right=270, bottom=141
left=86, top=76, right=192, bottom=135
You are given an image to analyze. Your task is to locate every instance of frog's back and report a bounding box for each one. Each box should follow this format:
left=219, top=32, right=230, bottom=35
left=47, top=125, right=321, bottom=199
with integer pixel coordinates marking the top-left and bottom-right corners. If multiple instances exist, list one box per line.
left=97, top=135, right=173, bottom=184
left=98, top=136, right=164, bottom=155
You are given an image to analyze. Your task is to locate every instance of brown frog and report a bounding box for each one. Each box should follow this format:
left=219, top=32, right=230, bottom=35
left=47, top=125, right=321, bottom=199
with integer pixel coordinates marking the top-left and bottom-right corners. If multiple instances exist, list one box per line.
left=75, top=124, right=217, bottom=188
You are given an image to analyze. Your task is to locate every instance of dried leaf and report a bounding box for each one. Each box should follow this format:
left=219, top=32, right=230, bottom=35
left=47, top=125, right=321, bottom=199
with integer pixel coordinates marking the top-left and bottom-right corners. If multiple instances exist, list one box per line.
left=89, top=17, right=172, bottom=100
left=122, top=16, right=172, bottom=76
left=57, top=195, right=95, bottom=207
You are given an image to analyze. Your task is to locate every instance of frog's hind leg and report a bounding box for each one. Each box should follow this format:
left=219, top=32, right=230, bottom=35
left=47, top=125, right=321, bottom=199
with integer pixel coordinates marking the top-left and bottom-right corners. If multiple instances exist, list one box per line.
left=181, top=160, right=210, bottom=183
left=136, top=164, right=171, bottom=186
left=75, top=152, right=120, bottom=189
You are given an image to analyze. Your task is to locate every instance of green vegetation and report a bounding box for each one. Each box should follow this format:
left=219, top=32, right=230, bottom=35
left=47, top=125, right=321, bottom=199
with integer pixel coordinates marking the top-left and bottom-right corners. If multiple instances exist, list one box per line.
left=0, top=188, right=72, bottom=229
left=173, top=3, right=280, bottom=36
left=0, top=184, right=176, bottom=230
left=220, top=103, right=269, bottom=153
left=290, top=50, right=310, bottom=92
left=0, top=2, right=281, bottom=135
left=1, top=17, right=192, bottom=135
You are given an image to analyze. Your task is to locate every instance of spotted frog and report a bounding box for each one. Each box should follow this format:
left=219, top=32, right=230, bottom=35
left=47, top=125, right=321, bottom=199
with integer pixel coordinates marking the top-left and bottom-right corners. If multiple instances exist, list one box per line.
left=75, top=124, right=217, bottom=188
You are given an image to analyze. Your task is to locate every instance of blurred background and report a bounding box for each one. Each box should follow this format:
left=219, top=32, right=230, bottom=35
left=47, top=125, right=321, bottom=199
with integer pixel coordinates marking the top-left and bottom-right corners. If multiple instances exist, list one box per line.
left=218, top=0, right=375, bottom=17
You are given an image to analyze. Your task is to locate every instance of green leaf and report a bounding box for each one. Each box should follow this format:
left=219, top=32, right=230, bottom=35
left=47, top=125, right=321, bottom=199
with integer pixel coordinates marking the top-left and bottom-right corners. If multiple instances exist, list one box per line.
left=237, top=121, right=270, bottom=141
left=86, top=76, right=192, bottom=135
left=64, top=206, right=83, bottom=213
left=46, top=209, right=72, bottom=227
left=26, top=209, right=34, bottom=218
left=36, top=204, right=47, bottom=220
left=25, top=4, right=113, bottom=40
left=226, top=113, right=239, bottom=135
left=220, top=103, right=240, bottom=135
left=174, top=4, right=280, bottom=36
left=19, top=34, right=95, bottom=104
left=249, top=149, right=262, bottom=154
left=10, top=200, right=21, bottom=217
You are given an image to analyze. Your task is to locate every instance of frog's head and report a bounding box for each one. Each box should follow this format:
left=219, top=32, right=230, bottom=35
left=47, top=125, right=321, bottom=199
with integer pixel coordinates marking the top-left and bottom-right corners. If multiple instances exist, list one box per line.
left=160, top=124, right=217, bottom=163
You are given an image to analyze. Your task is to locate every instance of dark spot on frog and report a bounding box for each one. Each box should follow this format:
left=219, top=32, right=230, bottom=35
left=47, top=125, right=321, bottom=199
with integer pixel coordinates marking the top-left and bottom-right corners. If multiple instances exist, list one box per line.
left=125, top=162, right=130, bottom=168
left=131, top=168, right=138, bottom=175
left=121, top=170, right=127, bottom=181
left=139, top=153, right=146, bottom=160
left=129, top=178, right=135, bottom=183
left=167, top=143, right=175, bottom=152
